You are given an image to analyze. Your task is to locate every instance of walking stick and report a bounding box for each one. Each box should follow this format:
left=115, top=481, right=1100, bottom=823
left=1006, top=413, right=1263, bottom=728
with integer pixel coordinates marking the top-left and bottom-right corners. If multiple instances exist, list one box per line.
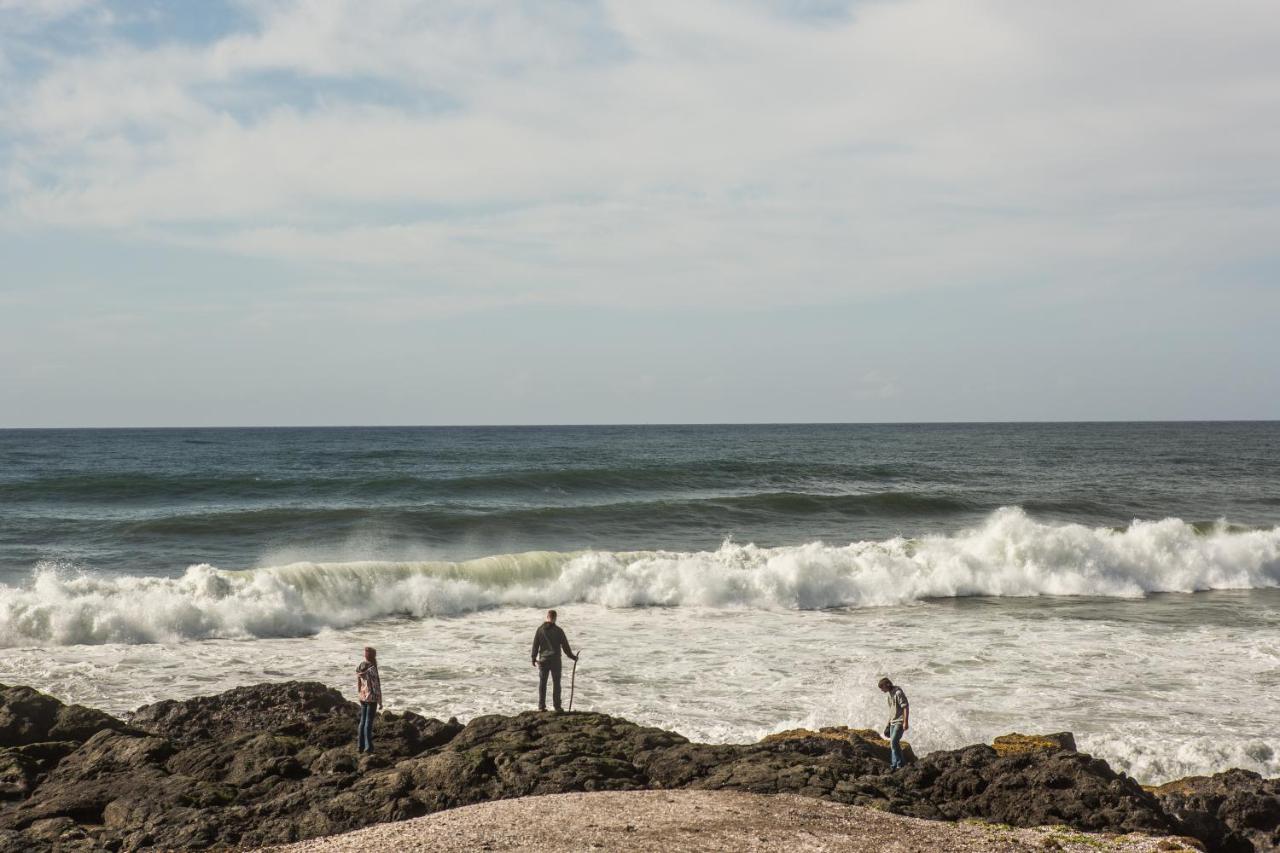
left=569, top=649, right=583, bottom=711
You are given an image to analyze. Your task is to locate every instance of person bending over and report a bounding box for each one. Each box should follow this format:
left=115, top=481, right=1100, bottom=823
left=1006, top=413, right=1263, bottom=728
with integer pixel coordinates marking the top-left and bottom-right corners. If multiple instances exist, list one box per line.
left=531, top=609, right=577, bottom=712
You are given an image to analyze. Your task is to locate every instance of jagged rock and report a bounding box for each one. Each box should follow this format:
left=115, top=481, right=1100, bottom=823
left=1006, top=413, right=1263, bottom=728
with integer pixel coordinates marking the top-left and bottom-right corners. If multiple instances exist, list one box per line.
left=2, top=731, right=174, bottom=830
left=128, top=681, right=352, bottom=745
left=129, top=681, right=461, bottom=758
left=1153, top=770, right=1280, bottom=853
left=22, top=816, right=97, bottom=849
left=0, top=683, right=1269, bottom=852
left=0, top=683, right=468, bottom=850
left=679, top=732, right=891, bottom=799
left=640, top=741, right=742, bottom=789
left=761, top=726, right=918, bottom=766
left=405, top=712, right=676, bottom=809
left=0, top=685, right=132, bottom=747
left=0, top=752, right=37, bottom=800
left=889, top=744, right=1176, bottom=837
left=992, top=732, right=1078, bottom=757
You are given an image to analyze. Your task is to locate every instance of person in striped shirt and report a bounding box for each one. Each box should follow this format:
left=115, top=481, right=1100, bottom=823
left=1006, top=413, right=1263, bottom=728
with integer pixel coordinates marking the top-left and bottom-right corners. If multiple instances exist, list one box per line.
left=878, top=677, right=910, bottom=770
left=356, top=646, right=383, bottom=753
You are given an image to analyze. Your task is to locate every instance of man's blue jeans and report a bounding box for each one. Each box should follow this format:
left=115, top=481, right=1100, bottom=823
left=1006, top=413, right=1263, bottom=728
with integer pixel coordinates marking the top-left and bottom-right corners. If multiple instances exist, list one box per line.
left=358, top=701, right=376, bottom=752
left=889, top=722, right=905, bottom=770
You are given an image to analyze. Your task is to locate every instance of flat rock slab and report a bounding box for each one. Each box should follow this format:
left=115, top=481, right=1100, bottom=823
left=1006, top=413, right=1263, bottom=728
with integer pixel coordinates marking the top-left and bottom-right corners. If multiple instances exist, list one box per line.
left=260, top=790, right=1201, bottom=853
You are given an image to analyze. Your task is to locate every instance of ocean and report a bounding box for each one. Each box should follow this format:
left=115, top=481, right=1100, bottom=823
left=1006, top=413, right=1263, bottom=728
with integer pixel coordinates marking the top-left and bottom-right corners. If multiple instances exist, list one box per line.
left=1, top=423, right=1277, bottom=784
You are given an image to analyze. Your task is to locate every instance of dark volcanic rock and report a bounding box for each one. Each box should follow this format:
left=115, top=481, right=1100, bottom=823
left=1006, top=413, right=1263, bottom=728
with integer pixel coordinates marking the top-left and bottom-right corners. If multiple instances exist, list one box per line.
left=0, top=682, right=1269, bottom=851
left=1154, top=770, right=1280, bottom=853
left=129, top=681, right=461, bottom=757
left=0, top=750, right=40, bottom=800
left=0, top=685, right=132, bottom=747
left=0, top=684, right=139, bottom=824
left=0, top=683, right=465, bottom=851
left=682, top=732, right=891, bottom=798
left=889, top=744, right=1175, bottom=836
left=405, top=711, right=683, bottom=811
left=128, top=681, right=352, bottom=745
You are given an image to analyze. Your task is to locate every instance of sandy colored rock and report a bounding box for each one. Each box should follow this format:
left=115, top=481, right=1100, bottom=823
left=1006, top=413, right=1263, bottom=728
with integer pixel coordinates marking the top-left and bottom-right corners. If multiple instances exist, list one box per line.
left=761, top=726, right=917, bottom=765
left=992, top=733, right=1077, bottom=758
left=260, top=790, right=1203, bottom=853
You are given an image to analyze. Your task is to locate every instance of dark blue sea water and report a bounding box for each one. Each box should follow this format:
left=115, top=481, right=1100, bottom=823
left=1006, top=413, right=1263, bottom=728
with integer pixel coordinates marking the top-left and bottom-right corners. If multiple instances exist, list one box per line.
left=2, top=422, right=1277, bottom=580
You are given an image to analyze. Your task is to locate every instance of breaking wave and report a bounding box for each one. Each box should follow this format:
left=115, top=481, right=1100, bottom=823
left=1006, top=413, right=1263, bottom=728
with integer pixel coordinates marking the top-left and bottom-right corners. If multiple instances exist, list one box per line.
left=2, top=507, right=1277, bottom=646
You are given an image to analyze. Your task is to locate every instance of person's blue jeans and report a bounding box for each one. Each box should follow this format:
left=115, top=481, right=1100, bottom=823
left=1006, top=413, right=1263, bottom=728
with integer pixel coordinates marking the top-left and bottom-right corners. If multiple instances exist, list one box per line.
left=358, top=701, right=377, bottom=752
left=889, top=722, right=905, bottom=770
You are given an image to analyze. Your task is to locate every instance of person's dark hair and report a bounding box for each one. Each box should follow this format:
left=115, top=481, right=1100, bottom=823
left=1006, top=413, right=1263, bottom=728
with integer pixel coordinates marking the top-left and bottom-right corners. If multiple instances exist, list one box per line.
left=547, top=609, right=558, bottom=621
left=364, top=646, right=377, bottom=663
left=877, top=677, right=892, bottom=690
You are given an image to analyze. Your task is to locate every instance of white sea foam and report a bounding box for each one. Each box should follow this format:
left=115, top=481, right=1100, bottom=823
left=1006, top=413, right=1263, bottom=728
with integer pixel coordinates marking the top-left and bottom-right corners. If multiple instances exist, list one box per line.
left=1, top=507, right=1278, bottom=646
left=7, top=594, right=1279, bottom=785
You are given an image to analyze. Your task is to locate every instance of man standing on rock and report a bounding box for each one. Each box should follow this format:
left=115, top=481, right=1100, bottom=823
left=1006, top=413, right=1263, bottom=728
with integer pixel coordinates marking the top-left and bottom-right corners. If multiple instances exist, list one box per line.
left=878, top=677, right=909, bottom=770
left=531, top=609, right=578, bottom=712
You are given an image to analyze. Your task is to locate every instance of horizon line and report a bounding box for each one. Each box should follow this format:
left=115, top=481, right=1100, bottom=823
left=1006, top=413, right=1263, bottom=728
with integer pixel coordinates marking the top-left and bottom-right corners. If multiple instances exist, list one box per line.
left=2, top=418, right=1278, bottom=431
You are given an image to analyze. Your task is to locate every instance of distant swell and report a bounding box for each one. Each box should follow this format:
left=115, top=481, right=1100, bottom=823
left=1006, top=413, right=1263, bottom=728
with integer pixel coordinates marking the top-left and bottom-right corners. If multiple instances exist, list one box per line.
left=1, top=507, right=1277, bottom=646
left=112, top=491, right=975, bottom=539
left=0, top=461, right=945, bottom=505
left=709, top=491, right=972, bottom=515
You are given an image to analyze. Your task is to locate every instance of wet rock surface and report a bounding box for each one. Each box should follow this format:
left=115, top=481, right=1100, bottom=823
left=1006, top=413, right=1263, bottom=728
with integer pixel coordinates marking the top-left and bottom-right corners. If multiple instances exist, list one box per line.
left=0, top=681, right=1274, bottom=851
left=1153, top=770, right=1280, bottom=853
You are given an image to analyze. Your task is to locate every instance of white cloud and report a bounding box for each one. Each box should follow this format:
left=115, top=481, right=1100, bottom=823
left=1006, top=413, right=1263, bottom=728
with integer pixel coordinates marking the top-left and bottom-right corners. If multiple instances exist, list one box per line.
left=3, top=0, right=1279, bottom=308
left=0, top=0, right=94, bottom=22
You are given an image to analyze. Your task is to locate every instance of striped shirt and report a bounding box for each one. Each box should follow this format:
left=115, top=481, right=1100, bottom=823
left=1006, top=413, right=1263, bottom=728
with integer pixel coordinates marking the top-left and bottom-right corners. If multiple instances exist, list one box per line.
left=887, top=686, right=909, bottom=724
left=356, top=662, right=382, bottom=705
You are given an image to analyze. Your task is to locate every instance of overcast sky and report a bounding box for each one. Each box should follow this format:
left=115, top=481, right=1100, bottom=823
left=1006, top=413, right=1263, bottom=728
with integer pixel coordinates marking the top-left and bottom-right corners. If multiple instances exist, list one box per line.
left=1, top=0, right=1277, bottom=426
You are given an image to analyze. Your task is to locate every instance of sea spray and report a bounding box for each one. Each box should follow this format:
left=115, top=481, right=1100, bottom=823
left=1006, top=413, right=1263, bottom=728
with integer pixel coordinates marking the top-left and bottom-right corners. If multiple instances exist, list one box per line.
left=1, top=507, right=1277, bottom=646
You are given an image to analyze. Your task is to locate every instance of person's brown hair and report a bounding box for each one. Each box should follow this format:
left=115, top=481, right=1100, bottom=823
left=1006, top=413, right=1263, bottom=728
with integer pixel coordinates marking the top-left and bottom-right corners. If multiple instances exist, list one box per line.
left=364, top=646, right=377, bottom=663
left=878, top=677, right=892, bottom=690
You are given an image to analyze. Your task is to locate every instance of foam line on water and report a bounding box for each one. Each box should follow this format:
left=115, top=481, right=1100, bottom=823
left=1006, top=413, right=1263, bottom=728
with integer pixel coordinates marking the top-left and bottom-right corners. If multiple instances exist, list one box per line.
left=1, top=507, right=1277, bottom=645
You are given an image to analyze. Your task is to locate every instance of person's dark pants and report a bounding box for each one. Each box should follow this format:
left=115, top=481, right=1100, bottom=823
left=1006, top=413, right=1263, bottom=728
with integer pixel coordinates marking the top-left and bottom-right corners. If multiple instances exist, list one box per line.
left=358, top=701, right=376, bottom=752
left=889, top=722, right=905, bottom=770
left=538, top=656, right=563, bottom=711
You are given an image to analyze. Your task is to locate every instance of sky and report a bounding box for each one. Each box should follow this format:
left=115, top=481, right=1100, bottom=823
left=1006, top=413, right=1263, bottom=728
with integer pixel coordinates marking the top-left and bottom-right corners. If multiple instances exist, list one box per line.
left=1, top=0, right=1278, bottom=427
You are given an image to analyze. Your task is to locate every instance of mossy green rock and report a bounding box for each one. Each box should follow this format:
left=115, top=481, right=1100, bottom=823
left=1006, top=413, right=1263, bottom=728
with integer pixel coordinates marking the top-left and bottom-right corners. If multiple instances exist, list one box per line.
left=761, top=726, right=918, bottom=766
left=992, top=732, right=1077, bottom=757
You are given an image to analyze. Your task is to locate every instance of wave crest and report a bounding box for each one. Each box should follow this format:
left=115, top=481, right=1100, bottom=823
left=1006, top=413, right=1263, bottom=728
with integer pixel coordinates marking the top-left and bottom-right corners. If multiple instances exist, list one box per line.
left=2, top=508, right=1277, bottom=646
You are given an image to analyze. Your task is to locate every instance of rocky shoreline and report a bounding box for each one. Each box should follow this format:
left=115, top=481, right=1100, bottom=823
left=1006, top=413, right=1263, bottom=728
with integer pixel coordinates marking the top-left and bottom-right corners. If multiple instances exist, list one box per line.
left=0, top=681, right=1275, bottom=852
